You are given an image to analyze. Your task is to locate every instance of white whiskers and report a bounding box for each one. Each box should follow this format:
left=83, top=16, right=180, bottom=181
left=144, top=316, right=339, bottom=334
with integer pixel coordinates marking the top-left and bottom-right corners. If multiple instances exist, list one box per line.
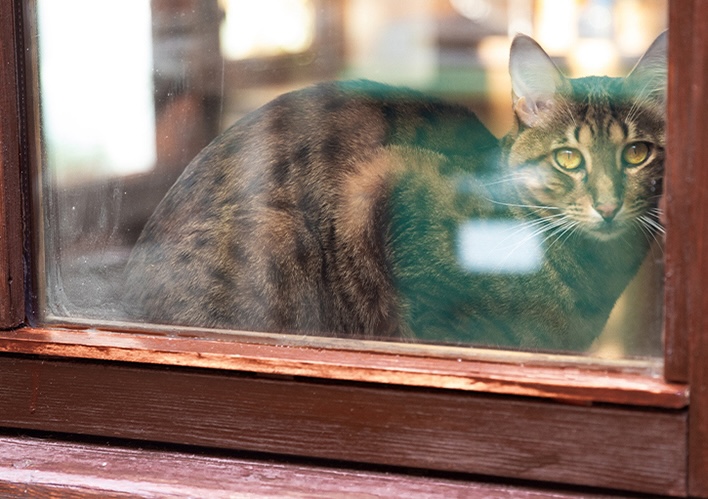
left=480, top=173, right=528, bottom=188
left=481, top=211, right=580, bottom=273
left=632, top=206, right=665, bottom=255
left=486, top=198, right=561, bottom=212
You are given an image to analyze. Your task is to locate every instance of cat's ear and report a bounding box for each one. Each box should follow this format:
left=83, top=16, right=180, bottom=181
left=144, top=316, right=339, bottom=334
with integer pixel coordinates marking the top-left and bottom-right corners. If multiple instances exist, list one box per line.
left=625, top=30, right=668, bottom=106
left=509, top=34, right=570, bottom=128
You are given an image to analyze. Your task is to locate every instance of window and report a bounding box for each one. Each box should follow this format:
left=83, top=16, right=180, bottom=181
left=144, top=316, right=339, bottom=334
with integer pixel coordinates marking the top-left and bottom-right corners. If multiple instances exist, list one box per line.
left=38, top=0, right=666, bottom=358
left=1, top=1, right=707, bottom=497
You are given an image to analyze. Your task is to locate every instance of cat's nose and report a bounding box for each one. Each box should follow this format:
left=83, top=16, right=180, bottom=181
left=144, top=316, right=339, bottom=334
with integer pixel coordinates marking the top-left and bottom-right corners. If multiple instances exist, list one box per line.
left=594, top=201, right=621, bottom=222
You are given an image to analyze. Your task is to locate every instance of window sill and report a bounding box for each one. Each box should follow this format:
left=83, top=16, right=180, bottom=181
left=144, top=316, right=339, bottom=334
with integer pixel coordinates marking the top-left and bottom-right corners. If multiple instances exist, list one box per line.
left=0, top=331, right=688, bottom=496
left=0, top=434, right=632, bottom=498
left=0, top=325, right=689, bottom=408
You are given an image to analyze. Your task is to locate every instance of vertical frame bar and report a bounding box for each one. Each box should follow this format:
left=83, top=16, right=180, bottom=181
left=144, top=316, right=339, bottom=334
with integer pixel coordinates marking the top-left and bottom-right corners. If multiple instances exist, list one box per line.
left=685, top=6, right=708, bottom=498
left=0, top=0, right=26, bottom=329
left=665, top=1, right=708, bottom=496
left=664, top=0, right=694, bottom=384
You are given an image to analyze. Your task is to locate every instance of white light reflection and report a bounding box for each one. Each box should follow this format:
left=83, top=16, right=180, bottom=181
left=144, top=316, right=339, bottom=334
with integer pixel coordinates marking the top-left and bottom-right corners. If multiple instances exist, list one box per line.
left=220, top=0, right=315, bottom=60
left=570, top=38, right=620, bottom=76
left=38, top=0, right=156, bottom=182
left=457, top=219, right=544, bottom=274
left=449, top=0, right=492, bottom=21
left=534, top=0, right=578, bottom=56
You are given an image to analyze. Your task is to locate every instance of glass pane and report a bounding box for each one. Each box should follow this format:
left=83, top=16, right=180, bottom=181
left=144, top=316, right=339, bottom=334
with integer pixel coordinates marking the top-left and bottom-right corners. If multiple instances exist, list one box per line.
left=34, top=0, right=667, bottom=358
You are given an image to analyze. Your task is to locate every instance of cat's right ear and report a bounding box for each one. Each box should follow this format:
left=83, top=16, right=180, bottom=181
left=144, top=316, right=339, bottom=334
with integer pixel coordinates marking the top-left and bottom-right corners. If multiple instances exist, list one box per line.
left=624, top=30, right=667, bottom=107
left=509, top=35, right=569, bottom=128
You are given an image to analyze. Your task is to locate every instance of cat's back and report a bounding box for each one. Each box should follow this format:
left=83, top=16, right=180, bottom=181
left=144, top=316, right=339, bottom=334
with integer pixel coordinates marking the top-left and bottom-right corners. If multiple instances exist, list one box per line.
left=122, top=80, right=496, bottom=334
left=138, top=80, right=495, bottom=234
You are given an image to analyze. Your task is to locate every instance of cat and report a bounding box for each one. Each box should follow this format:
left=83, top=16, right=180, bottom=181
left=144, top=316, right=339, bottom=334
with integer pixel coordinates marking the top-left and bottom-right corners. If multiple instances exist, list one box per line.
left=122, top=32, right=667, bottom=352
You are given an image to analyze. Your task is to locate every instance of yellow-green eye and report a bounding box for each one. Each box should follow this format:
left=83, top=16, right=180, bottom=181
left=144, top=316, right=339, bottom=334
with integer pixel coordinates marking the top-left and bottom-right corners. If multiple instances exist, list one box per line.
left=554, top=148, right=583, bottom=170
left=622, top=142, right=650, bottom=166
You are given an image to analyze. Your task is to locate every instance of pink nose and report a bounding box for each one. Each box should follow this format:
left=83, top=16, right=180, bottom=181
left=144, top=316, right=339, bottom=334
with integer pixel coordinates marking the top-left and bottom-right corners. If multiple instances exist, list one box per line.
left=594, top=202, right=621, bottom=221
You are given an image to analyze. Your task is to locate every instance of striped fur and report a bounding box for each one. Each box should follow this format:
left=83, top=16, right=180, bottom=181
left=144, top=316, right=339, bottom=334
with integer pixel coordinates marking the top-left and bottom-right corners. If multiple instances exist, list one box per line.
left=123, top=34, right=666, bottom=351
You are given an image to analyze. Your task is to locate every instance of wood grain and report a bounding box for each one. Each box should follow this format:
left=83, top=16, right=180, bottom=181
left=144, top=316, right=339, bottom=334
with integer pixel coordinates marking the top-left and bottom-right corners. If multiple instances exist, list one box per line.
left=0, top=326, right=689, bottom=408
left=0, top=435, right=630, bottom=499
left=0, top=1, right=699, bottom=496
left=676, top=2, right=708, bottom=497
left=0, top=0, right=26, bottom=329
left=662, top=2, right=708, bottom=496
left=0, top=355, right=688, bottom=496
left=663, top=0, right=694, bottom=386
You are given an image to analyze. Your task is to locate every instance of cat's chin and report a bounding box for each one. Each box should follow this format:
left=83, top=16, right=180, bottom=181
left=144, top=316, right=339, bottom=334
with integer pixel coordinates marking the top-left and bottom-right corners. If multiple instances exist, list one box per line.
left=581, top=223, right=628, bottom=242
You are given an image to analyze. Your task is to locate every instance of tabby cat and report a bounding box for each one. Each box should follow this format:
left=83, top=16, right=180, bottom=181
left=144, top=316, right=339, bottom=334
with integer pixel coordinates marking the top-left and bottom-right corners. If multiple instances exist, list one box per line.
left=123, top=33, right=667, bottom=351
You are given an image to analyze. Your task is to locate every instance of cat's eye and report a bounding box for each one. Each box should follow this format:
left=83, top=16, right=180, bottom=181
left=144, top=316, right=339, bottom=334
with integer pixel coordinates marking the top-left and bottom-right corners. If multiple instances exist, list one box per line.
left=553, top=148, right=584, bottom=170
left=622, top=142, right=651, bottom=166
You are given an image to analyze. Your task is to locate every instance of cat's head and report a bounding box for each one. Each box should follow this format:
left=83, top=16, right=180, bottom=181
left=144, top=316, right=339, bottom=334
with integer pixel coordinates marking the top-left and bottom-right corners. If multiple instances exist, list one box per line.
left=503, top=32, right=666, bottom=242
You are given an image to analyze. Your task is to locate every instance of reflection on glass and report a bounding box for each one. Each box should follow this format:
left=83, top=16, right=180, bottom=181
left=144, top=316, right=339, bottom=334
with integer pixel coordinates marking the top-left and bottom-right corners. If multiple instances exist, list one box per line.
left=457, top=220, right=544, bottom=274
left=220, top=0, right=315, bottom=60
left=38, top=0, right=156, bottom=181
left=36, top=0, right=667, bottom=358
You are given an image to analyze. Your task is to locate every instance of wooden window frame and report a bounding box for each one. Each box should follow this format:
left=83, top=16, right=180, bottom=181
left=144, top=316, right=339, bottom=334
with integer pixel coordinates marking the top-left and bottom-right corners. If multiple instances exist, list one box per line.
left=0, top=0, right=706, bottom=496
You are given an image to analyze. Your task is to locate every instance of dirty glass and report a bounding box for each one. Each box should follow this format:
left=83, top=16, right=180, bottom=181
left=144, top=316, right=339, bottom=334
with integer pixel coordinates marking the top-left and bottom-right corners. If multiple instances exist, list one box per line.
left=35, top=0, right=667, bottom=358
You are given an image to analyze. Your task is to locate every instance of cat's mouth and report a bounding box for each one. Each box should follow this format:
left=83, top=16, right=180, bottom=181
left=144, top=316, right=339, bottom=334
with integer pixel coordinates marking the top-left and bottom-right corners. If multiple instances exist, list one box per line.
left=567, top=203, right=633, bottom=241
left=589, top=224, right=625, bottom=240
left=581, top=218, right=630, bottom=241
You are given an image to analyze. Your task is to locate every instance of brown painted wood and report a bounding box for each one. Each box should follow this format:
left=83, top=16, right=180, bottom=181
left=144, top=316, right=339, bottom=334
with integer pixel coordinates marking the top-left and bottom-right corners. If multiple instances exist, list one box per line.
left=675, top=1, right=708, bottom=497
left=0, top=435, right=629, bottom=499
left=0, top=0, right=26, bottom=329
left=0, top=326, right=689, bottom=408
left=663, top=0, right=694, bottom=386
left=663, top=2, right=708, bottom=496
left=0, top=355, right=688, bottom=496
left=0, top=0, right=699, bottom=496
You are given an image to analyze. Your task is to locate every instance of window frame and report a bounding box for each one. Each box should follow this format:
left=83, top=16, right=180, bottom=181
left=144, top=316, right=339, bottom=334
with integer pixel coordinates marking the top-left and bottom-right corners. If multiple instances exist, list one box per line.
left=1, top=0, right=706, bottom=496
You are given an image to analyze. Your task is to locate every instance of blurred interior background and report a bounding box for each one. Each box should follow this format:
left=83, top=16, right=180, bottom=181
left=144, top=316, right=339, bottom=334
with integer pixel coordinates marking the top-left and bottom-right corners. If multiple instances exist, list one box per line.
left=35, top=0, right=667, bottom=356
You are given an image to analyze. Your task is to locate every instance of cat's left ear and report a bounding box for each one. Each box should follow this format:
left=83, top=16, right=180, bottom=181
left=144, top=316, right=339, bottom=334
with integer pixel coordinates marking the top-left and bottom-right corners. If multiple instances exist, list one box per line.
left=509, top=34, right=570, bottom=128
left=625, top=31, right=668, bottom=106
